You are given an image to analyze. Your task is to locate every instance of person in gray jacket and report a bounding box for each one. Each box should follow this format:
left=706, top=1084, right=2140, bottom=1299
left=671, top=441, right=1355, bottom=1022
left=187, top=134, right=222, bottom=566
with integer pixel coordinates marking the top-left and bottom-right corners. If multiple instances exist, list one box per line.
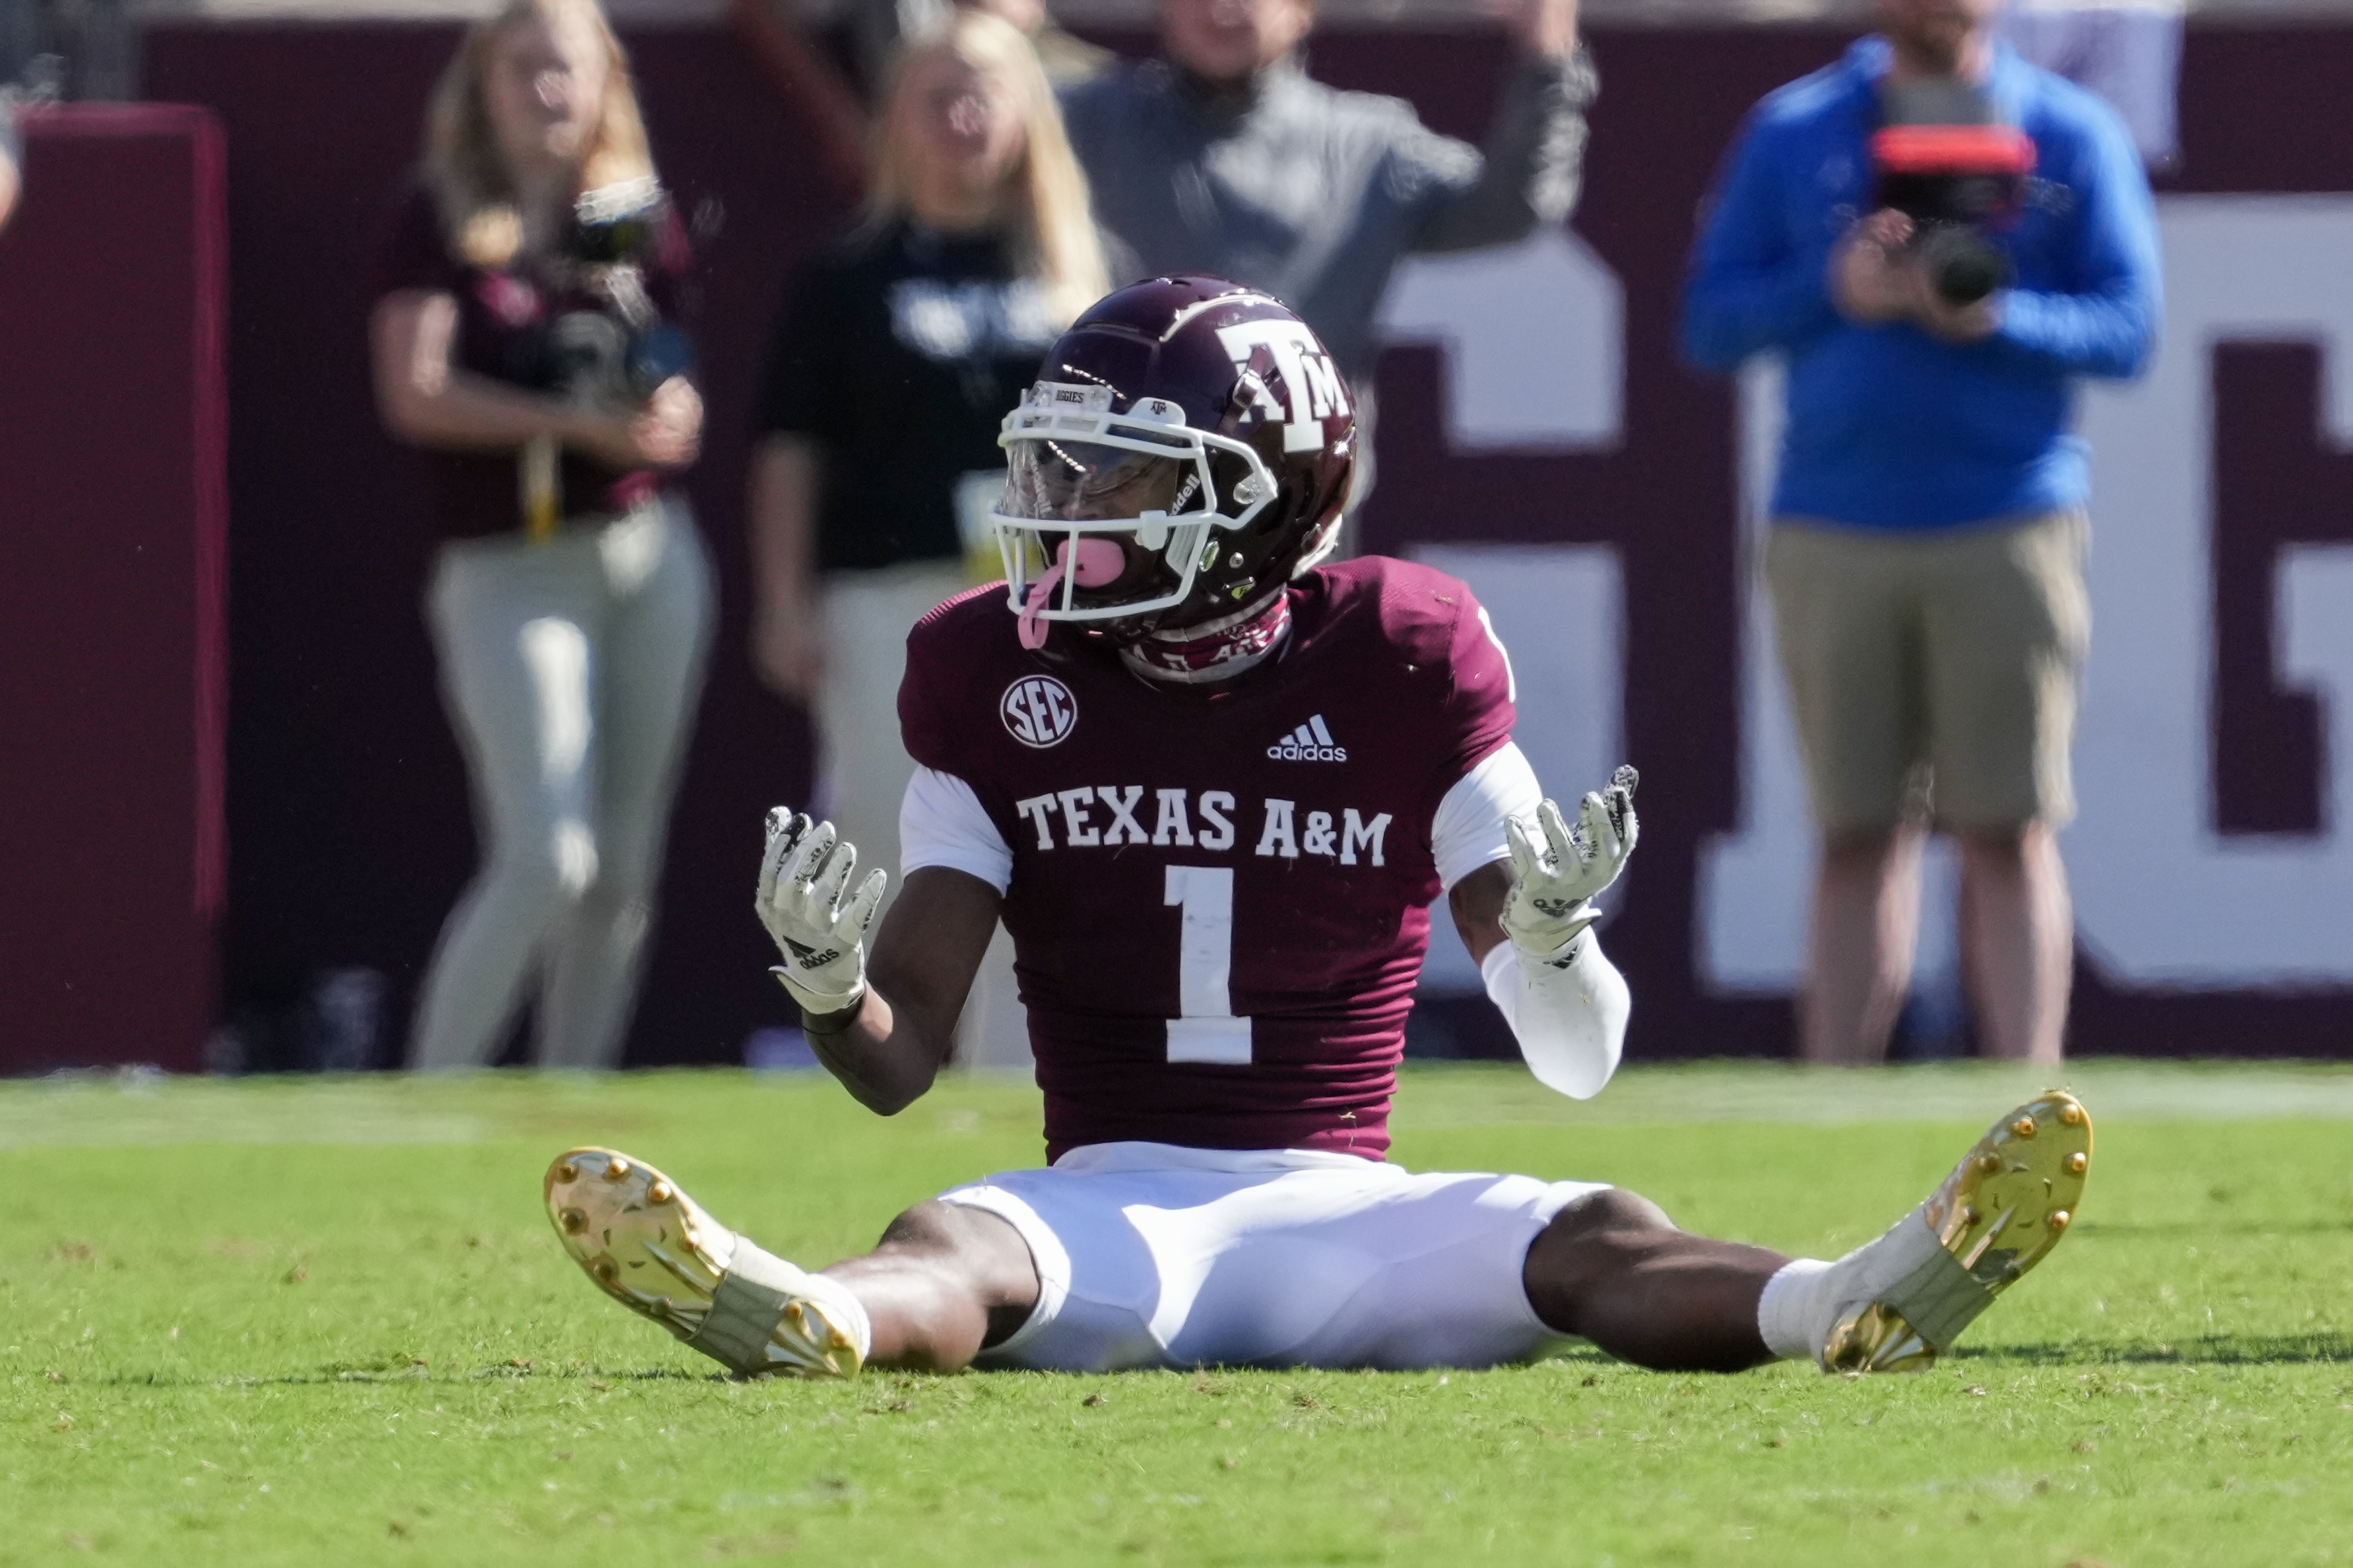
left=1060, top=0, right=1594, bottom=493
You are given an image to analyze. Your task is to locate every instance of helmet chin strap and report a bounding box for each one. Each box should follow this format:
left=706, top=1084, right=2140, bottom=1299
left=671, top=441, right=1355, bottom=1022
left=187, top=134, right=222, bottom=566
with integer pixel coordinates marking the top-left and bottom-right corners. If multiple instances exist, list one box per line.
left=1121, top=589, right=1293, bottom=685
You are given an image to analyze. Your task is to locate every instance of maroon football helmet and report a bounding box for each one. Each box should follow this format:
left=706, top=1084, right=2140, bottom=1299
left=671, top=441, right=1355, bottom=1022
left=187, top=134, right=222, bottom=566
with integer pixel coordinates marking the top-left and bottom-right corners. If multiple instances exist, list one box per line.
left=992, top=276, right=1356, bottom=645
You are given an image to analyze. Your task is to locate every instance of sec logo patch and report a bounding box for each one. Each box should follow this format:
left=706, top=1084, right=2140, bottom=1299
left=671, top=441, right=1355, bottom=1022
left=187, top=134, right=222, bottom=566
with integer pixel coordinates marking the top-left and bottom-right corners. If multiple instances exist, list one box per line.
left=1001, top=675, right=1079, bottom=749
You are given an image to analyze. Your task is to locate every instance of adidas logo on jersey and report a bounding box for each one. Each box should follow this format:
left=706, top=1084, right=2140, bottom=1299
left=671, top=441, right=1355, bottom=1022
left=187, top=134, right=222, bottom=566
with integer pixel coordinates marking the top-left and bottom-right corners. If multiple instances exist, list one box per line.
left=1268, top=715, right=1347, bottom=763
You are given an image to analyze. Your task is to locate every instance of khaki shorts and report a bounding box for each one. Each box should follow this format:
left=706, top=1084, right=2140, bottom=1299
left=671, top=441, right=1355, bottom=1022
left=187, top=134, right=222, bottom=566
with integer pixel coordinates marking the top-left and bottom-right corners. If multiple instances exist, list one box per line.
left=1764, top=511, right=2090, bottom=835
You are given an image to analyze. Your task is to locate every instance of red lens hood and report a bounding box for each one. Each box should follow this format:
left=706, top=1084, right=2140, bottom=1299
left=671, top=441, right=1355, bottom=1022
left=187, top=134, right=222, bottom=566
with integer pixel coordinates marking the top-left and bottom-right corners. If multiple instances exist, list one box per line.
left=1870, top=124, right=2037, bottom=176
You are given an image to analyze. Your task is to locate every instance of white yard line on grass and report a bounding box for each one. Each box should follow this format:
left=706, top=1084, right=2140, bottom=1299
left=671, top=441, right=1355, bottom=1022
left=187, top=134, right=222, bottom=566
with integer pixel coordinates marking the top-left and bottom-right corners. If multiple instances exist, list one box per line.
left=7, top=1060, right=2353, bottom=1148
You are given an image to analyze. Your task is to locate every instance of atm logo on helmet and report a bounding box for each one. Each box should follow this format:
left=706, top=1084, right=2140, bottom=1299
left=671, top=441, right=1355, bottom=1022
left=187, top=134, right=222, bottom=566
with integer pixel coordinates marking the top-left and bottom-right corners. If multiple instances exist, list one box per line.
left=1215, top=318, right=1349, bottom=453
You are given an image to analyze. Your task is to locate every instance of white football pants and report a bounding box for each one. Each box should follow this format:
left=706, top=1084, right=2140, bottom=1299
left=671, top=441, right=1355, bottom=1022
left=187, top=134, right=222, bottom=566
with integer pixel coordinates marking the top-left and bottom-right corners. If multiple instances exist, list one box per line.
left=409, top=500, right=713, bottom=1070
left=940, top=1143, right=1607, bottom=1371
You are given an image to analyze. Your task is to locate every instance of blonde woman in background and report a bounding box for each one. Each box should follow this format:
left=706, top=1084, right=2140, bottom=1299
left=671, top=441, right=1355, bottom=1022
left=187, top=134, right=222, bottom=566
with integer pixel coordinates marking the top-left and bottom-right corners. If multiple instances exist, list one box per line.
left=750, top=9, right=1108, bottom=1067
left=370, top=0, right=713, bottom=1069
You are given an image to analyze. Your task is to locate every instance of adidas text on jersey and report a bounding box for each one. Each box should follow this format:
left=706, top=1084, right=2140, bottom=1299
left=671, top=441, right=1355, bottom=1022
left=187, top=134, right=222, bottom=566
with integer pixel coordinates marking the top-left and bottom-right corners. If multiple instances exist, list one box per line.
left=1268, top=714, right=1347, bottom=763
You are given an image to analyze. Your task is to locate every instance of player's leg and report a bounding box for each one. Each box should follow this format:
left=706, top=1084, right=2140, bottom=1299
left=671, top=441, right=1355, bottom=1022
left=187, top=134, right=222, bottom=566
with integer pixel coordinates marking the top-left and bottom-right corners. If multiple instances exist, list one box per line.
left=1521, top=1189, right=1785, bottom=1372
left=822, top=1201, right=1040, bottom=1369
left=1524, top=1091, right=2091, bottom=1373
left=544, top=1148, right=1037, bottom=1378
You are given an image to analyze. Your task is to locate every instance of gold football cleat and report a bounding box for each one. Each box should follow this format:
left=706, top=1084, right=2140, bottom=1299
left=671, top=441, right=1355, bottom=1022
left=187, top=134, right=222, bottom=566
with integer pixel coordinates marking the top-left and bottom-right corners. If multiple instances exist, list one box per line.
left=544, top=1147, right=864, bottom=1379
left=1822, top=1090, right=2092, bottom=1373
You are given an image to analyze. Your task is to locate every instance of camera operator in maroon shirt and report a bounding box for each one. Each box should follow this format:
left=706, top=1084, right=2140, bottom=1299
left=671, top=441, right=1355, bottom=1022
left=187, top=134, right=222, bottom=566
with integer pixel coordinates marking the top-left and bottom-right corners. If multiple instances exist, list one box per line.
left=370, top=0, right=711, bottom=1071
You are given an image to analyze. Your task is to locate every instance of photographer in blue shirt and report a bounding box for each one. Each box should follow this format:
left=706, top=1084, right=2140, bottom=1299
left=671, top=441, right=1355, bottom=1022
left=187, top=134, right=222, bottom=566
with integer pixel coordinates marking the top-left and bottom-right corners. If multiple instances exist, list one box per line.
left=1683, top=0, right=2159, bottom=1067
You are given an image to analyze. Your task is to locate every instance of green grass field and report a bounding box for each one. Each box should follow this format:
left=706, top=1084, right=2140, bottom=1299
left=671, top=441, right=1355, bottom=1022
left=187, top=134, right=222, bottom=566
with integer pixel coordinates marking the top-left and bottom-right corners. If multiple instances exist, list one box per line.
left=7, top=1061, right=2352, bottom=1565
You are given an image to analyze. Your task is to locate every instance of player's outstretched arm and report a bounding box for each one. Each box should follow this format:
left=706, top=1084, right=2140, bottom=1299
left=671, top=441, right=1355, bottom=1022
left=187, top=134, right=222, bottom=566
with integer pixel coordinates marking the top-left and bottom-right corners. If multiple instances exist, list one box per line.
left=757, top=809, right=998, bottom=1115
left=1452, top=774, right=1638, bottom=1099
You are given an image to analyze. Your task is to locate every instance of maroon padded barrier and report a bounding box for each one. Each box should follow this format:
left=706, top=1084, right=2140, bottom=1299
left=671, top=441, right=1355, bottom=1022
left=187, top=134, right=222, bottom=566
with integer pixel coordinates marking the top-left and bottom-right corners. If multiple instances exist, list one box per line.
left=0, top=104, right=227, bottom=1072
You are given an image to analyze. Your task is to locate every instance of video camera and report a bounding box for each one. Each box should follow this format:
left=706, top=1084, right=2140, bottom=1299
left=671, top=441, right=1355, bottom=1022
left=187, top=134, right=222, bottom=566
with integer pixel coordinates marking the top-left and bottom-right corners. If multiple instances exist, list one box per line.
left=1869, top=106, right=2036, bottom=308
left=557, top=176, right=693, bottom=401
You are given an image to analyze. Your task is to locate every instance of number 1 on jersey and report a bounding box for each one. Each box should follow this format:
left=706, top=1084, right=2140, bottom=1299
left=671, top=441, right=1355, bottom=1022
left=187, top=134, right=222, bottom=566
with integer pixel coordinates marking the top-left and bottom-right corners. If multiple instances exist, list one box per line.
left=1163, top=865, right=1252, bottom=1064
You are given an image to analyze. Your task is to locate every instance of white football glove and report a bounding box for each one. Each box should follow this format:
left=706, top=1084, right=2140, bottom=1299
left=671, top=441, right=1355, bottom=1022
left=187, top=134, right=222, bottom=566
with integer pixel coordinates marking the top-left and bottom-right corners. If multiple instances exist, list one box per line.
left=756, top=808, right=886, bottom=1015
left=1500, top=770, right=1639, bottom=966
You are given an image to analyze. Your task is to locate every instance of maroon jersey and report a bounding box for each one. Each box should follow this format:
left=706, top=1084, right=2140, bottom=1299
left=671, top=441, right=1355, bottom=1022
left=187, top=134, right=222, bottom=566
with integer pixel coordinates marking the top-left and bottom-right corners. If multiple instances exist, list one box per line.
left=900, top=556, right=1515, bottom=1162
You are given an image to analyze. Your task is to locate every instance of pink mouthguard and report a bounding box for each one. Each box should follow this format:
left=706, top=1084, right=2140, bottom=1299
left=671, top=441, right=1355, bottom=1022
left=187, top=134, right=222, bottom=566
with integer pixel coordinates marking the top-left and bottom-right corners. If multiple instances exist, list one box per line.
left=1017, top=538, right=1128, bottom=650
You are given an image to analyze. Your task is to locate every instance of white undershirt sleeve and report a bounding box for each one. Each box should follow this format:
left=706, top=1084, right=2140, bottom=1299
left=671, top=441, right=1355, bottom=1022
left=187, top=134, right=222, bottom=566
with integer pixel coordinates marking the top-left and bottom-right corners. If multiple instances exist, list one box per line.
left=1482, top=934, right=1629, bottom=1100
left=1431, top=741, right=1543, bottom=891
left=899, top=767, right=1014, bottom=894
left=1432, top=739, right=1629, bottom=1098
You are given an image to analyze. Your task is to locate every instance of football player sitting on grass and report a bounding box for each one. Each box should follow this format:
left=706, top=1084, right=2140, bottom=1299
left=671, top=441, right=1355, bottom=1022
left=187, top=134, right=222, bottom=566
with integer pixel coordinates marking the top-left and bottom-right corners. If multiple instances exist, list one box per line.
left=544, top=277, right=2090, bottom=1379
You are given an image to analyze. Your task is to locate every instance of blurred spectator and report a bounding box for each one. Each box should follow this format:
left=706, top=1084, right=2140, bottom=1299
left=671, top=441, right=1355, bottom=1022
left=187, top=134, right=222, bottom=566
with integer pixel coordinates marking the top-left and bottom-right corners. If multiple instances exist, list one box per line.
left=1060, top=0, right=1594, bottom=500
left=0, top=96, right=18, bottom=232
left=370, top=0, right=713, bottom=1070
left=730, top=0, right=1101, bottom=203
left=748, top=9, right=1108, bottom=1065
left=0, top=50, right=51, bottom=235
left=853, top=0, right=1109, bottom=92
left=1682, top=0, right=2159, bottom=1065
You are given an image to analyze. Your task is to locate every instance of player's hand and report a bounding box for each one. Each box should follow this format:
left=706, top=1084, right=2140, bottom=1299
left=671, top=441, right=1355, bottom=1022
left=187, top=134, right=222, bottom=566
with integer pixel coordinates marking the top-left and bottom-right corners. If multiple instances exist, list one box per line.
left=1500, top=776, right=1638, bottom=963
left=756, top=808, right=886, bottom=1014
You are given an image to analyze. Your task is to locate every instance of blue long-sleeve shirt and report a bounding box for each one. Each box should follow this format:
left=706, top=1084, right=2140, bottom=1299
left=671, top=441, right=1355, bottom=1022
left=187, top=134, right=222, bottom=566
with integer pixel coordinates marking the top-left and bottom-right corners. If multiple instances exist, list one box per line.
left=1681, top=38, right=2161, bottom=530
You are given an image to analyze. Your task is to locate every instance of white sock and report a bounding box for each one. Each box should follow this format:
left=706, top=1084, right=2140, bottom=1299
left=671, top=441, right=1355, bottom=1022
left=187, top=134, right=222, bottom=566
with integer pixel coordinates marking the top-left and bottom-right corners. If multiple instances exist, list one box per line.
left=796, top=1265, right=875, bottom=1363
left=720, top=1236, right=874, bottom=1365
left=1755, top=1203, right=1945, bottom=1364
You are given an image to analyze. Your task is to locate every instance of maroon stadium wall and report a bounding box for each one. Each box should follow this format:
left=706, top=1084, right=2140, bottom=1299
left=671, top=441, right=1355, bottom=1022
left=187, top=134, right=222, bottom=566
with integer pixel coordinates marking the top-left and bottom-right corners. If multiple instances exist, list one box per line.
left=99, top=19, right=2353, bottom=1069
left=0, top=105, right=226, bottom=1073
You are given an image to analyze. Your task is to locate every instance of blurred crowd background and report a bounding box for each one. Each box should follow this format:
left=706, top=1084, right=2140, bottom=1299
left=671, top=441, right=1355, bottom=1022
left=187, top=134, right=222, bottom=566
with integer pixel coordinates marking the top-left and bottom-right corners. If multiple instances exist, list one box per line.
left=5, top=0, right=2352, bottom=1080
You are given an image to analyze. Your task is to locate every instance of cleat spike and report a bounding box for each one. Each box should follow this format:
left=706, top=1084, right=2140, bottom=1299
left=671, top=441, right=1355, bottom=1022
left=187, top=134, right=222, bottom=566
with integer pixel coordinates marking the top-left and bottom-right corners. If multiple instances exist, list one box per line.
left=543, top=1146, right=858, bottom=1382
left=1821, top=1092, right=2092, bottom=1375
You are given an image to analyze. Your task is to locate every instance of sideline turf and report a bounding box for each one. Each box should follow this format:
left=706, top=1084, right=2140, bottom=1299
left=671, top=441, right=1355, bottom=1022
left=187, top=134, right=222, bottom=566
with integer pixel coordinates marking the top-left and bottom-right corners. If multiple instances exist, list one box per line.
left=6, top=1063, right=2352, bottom=1566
